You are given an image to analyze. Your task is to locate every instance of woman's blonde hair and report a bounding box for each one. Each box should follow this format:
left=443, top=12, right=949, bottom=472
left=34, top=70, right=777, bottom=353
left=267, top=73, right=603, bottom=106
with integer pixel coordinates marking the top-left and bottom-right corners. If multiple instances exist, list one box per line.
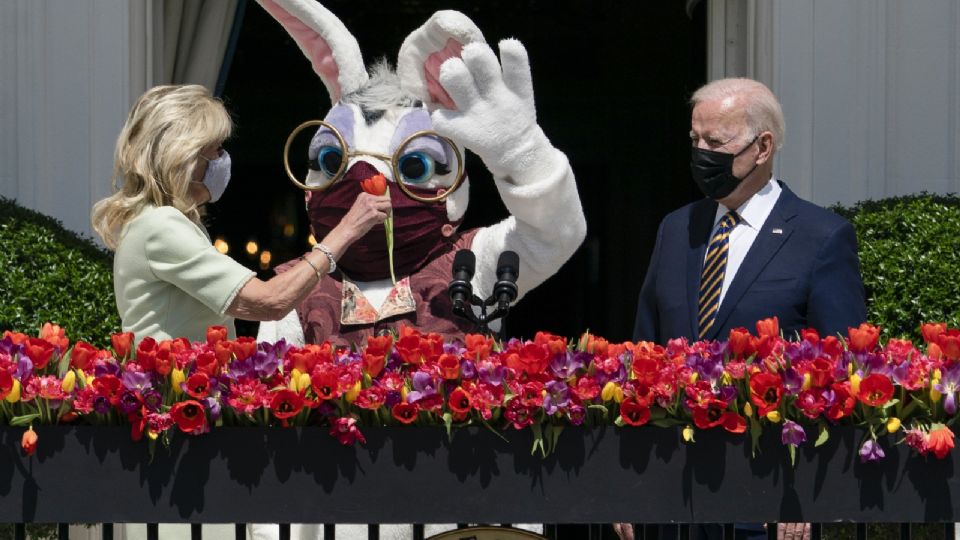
left=91, top=84, right=232, bottom=249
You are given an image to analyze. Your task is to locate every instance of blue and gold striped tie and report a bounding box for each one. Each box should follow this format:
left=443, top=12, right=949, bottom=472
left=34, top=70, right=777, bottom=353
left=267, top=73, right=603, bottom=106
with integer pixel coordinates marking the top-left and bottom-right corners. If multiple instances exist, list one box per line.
left=698, top=211, right=742, bottom=338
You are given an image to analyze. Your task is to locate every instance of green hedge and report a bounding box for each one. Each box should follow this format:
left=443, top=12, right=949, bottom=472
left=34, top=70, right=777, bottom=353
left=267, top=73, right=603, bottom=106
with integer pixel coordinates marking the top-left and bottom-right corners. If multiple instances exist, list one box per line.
left=0, top=197, right=120, bottom=347
left=834, top=193, right=960, bottom=343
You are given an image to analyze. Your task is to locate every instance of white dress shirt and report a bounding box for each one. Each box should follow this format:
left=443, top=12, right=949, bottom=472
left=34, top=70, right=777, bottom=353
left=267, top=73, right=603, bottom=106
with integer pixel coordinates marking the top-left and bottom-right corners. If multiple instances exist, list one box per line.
left=707, top=177, right=782, bottom=307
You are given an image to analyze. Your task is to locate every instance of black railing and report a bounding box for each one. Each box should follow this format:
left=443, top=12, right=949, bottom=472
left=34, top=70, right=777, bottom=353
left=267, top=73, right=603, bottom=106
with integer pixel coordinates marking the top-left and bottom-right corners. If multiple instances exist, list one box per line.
left=3, top=426, right=959, bottom=539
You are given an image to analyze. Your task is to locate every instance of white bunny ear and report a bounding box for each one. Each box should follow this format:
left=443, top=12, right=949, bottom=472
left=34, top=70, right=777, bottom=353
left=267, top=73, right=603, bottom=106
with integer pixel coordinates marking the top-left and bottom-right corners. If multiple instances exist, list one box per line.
left=257, top=0, right=368, bottom=102
left=397, top=10, right=486, bottom=110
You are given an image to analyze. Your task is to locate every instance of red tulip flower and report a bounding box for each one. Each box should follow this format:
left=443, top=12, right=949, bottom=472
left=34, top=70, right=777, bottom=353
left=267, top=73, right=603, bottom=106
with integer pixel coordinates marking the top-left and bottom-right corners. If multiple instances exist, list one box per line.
left=847, top=323, right=881, bottom=353
left=270, top=389, right=304, bottom=423
left=40, top=322, right=69, bottom=350
left=928, top=425, right=955, bottom=459
left=360, top=173, right=387, bottom=196
left=448, top=387, right=472, bottom=414
left=857, top=373, right=894, bottom=407
left=619, top=397, right=650, bottom=427
left=170, top=400, right=208, bottom=434
left=936, top=329, right=960, bottom=361
left=392, top=401, right=419, bottom=424
left=921, top=322, right=948, bottom=344
left=749, top=372, right=783, bottom=415
left=206, top=325, right=228, bottom=345
left=111, top=332, right=134, bottom=359
left=70, top=341, right=98, bottom=371
left=24, top=338, right=56, bottom=370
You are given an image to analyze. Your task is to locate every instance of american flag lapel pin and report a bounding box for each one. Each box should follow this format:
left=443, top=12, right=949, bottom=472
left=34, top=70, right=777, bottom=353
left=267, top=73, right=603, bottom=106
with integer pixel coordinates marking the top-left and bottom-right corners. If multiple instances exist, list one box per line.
left=772, top=228, right=783, bottom=235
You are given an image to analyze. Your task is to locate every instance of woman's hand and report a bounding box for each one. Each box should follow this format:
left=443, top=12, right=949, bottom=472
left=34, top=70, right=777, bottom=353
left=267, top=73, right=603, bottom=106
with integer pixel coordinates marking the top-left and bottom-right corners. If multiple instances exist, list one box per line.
left=325, top=192, right=391, bottom=255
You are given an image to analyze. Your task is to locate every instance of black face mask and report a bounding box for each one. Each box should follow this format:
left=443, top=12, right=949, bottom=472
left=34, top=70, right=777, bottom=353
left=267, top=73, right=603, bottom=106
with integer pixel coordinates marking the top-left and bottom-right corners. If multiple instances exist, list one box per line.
left=690, top=135, right=760, bottom=200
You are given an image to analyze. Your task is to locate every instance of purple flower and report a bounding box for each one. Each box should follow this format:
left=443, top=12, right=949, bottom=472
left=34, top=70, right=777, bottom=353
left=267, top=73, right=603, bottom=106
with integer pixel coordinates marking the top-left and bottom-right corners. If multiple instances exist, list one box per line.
left=934, top=363, right=960, bottom=415
left=859, top=439, right=886, bottom=463
left=478, top=364, right=507, bottom=386
left=259, top=339, right=289, bottom=361
left=568, top=404, right=586, bottom=426
left=781, top=420, right=807, bottom=447
left=718, top=385, right=738, bottom=403
left=460, top=360, right=477, bottom=380
left=121, top=370, right=152, bottom=392
left=549, top=351, right=586, bottom=379
left=142, top=389, right=163, bottom=412
left=94, top=359, right=120, bottom=378
left=14, top=355, right=33, bottom=381
left=117, top=391, right=141, bottom=415
left=407, top=371, right=438, bottom=403
left=93, top=395, right=111, bottom=414
left=205, top=396, right=222, bottom=422
left=543, top=380, right=571, bottom=416
left=782, top=367, right=803, bottom=395
left=253, top=350, right=280, bottom=379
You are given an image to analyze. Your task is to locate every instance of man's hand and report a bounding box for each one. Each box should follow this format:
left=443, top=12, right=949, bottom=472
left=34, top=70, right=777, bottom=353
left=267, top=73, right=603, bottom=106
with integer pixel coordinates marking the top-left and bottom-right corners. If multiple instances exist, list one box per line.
left=612, top=523, right=634, bottom=540
left=778, top=522, right=811, bottom=540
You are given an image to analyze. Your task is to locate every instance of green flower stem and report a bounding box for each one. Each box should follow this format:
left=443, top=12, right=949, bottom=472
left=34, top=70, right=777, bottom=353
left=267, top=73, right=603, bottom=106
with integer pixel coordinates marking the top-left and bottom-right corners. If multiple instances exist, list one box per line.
left=386, top=213, right=396, bottom=285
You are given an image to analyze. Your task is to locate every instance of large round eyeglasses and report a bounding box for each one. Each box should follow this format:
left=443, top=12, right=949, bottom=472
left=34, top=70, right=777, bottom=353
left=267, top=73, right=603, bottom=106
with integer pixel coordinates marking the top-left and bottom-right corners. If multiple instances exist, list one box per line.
left=283, top=120, right=466, bottom=204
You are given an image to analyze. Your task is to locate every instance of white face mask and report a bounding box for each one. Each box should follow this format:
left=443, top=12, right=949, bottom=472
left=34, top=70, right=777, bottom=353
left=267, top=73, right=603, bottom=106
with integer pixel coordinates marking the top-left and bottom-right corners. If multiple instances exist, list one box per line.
left=200, top=149, right=232, bottom=203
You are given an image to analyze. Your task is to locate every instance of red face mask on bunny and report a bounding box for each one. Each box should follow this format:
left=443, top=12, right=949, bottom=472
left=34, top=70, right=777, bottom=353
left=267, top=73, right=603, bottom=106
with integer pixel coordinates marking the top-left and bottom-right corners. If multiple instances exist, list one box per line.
left=308, top=161, right=463, bottom=281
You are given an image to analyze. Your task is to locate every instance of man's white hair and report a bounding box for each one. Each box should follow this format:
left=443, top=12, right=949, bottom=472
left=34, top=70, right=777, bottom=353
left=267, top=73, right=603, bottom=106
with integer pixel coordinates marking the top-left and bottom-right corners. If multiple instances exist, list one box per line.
left=691, top=78, right=785, bottom=150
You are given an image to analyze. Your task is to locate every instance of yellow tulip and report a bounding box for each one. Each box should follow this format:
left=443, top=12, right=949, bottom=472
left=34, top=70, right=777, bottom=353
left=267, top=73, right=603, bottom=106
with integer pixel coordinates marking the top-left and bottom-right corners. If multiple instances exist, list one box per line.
left=801, top=373, right=812, bottom=391
left=682, top=425, right=695, bottom=442
left=689, top=372, right=699, bottom=384
left=743, top=402, right=754, bottom=418
left=147, top=430, right=159, bottom=441
left=298, top=373, right=312, bottom=394
left=721, top=372, right=732, bottom=386
left=931, top=386, right=942, bottom=403
left=886, top=417, right=902, bottom=433
left=171, top=368, right=185, bottom=395
left=61, top=371, right=76, bottom=393
left=5, top=378, right=21, bottom=403
left=766, top=410, right=782, bottom=423
left=849, top=374, right=861, bottom=397
left=345, top=381, right=361, bottom=403
left=601, top=382, right=620, bottom=402
left=401, top=386, right=409, bottom=401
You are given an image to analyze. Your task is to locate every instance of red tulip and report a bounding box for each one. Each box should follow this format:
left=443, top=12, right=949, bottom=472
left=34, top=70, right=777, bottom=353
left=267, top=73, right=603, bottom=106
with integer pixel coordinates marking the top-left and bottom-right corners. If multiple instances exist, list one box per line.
left=619, top=397, right=650, bottom=426
left=360, top=173, right=388, bottom=196
left=170, top=400, right=208, bottom=434
left=392, top=402, right=419, bottom=424
left=928, top=425, right=955, bottom=459
left=921, top=322, right=948, bottom=344
left=858, top=373, right=894, bottom=407
left=748, top=372, right=783, bottom=415
left=847, top=323, right=881, bottom=353
left=24, top=338, right=56, bottom=370
left=69, top=341, right=97, bottom=371
left=206, top=325, right=228, bottom=345
left=728, top=327, right=754, bottom=357
left=936, top=329, right=960, bottom=361
left=111, top=332, right=134, bottom=359
left=448, top=387, right=472, bottom=414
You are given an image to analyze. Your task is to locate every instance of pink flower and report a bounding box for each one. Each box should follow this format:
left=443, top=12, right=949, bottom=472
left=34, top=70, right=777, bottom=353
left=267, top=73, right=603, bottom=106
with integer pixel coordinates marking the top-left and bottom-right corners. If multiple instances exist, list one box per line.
left=330, top=417, right=366, bottom=445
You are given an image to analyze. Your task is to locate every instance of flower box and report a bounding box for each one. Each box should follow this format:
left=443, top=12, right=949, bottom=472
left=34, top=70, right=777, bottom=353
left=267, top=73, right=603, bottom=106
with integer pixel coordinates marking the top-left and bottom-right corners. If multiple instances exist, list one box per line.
left=1, top=424, right=957, bottom=524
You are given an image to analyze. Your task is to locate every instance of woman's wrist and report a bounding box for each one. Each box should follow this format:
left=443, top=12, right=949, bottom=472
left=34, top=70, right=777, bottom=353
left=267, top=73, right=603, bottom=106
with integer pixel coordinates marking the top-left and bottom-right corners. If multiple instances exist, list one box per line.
left=311, top=242, right=336, bottom=274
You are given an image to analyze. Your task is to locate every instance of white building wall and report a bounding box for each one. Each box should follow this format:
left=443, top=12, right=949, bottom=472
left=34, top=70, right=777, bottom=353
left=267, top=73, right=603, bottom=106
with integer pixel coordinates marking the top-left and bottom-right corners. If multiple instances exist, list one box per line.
left=0, top=0, right=148, bottom=239
left=709, top=0, right=960, bottom=208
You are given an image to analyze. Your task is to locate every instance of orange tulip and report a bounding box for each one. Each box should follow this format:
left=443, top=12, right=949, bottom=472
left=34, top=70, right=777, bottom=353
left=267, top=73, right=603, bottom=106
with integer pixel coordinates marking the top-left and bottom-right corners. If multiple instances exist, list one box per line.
left=847, top=323, right=881, bottom=353
left=111, top=332, right=134, bottom=359
left=936, top=329, right=960, bottom=361
left=756, top=317, right=780, bottom=338
left=921, top=322, right=948, bottom=344
left=40, top=322, right=69, bottom=350
left=928, top=425, right=955, bottom=459
left=360, top=173, right=388, bottom=196
left=21, top=427, right=38, bottom=456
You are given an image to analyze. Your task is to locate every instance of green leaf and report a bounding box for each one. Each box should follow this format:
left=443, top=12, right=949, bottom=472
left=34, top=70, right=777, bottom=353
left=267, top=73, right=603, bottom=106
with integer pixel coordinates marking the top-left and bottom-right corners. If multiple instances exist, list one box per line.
left=530, top=423, right=544, bottom=456
left=882, top=399, right=900, bottom=410
left=749, top=415, right=762, bottom=458
left=57, top=348, right=71, bottom=378
left=443, top=412, right=453, bottom=441
left=10, top=413, right=40, bottom=427
left=547, top=424, right=564, bottom=456
left=814, top=425, right=830, bottom=447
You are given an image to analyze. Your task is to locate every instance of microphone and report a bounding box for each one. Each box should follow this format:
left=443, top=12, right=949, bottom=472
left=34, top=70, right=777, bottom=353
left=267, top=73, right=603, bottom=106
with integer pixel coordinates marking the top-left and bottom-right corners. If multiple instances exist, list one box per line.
left=448, top=249, right=476, bottom=309
left=493, top=251, right=519, bottom=307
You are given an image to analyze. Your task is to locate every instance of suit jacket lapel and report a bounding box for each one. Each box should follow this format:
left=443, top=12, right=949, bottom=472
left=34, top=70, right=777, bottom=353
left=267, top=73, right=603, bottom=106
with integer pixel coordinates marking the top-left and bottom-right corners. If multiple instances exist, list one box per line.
left=703, top=185, right=798, bottom=341
left=686, top=199, right=717, bottom=339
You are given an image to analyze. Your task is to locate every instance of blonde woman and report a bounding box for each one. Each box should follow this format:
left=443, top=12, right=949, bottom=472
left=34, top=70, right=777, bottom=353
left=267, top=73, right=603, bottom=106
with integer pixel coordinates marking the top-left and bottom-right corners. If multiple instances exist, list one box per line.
left=92, top=84, right=390, bottom=344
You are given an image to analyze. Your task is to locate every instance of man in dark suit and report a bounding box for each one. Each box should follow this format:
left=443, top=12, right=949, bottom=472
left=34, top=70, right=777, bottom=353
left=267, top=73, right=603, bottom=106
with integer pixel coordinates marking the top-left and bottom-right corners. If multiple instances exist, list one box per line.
left=619, top=78, right=866, bottom=540
left=633, top=78, right=866, bottom=345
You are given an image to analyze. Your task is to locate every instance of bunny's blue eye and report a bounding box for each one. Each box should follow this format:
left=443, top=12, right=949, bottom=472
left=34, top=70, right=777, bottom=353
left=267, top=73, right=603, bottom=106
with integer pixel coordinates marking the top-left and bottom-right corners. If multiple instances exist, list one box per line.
left=398, top=151, right=450, bottom=184
left=309, top=146, right=343, bottom=178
